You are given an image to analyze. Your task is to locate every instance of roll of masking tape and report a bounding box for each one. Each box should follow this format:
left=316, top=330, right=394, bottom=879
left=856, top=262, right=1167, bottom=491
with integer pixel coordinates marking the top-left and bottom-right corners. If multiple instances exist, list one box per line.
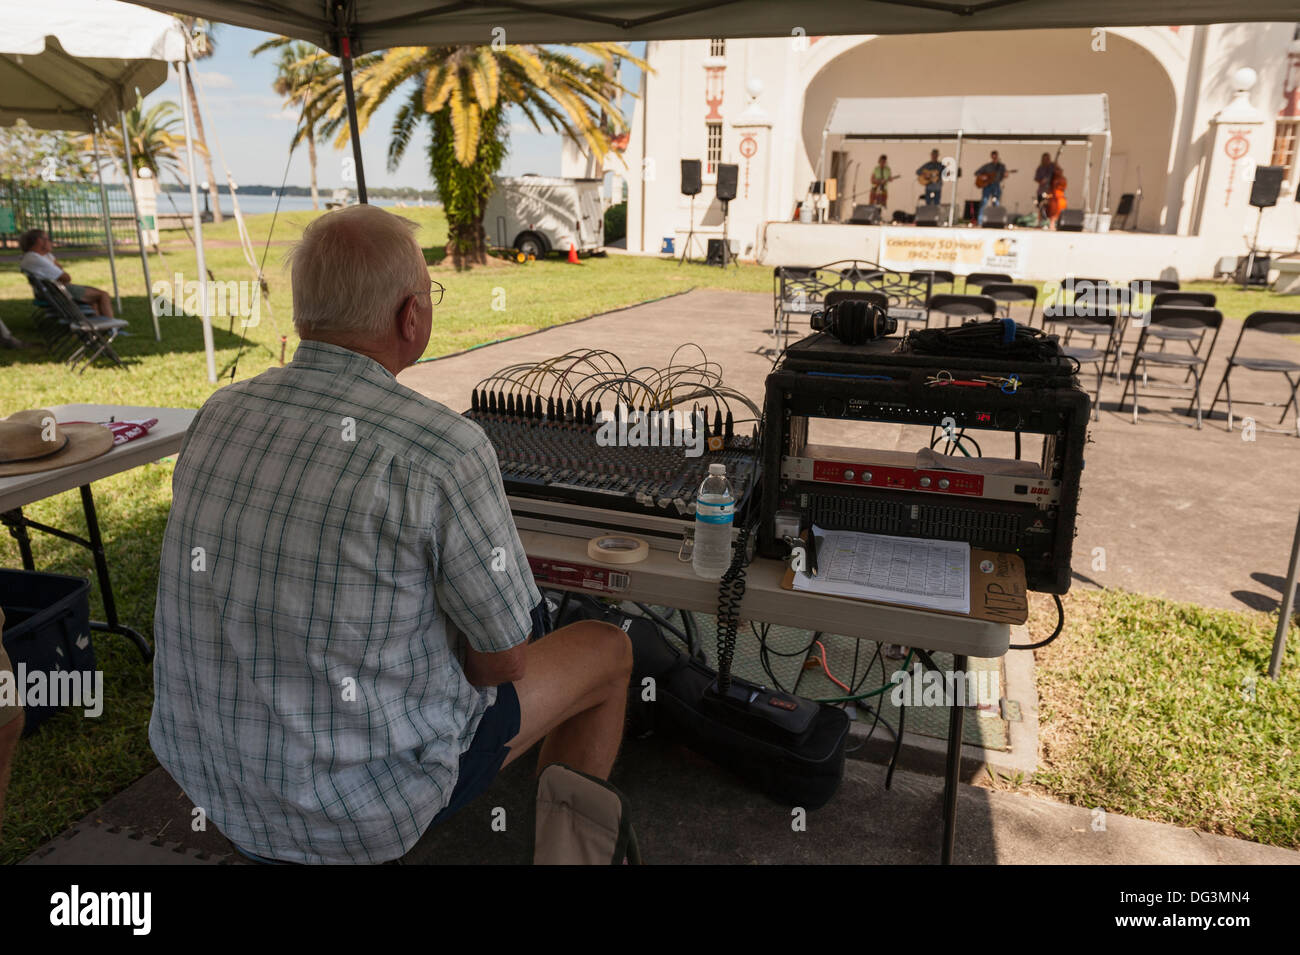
left=588, top=534, right=650, bottom=564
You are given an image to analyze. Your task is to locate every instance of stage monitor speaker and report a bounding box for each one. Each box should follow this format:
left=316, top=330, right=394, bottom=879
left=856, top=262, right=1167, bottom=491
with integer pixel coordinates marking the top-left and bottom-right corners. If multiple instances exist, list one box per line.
left=680, top=159, right=702, bottom=197
left=962, top=199, right=981, bottom=222
left=1057, top=209, right=1086, bottom=232
left=914, top=205, right=941, bottom=227
left=1115, top=193, right=1135, bottom=216
left=982, top=205, right=1009, bottom=228
left=716, top=163, right=739, bottom=202
left=1250, top=166, right=1284, bottom=209
left=705, top=238, right=737, bottom=266
left=849, top=204, right=882, bottom=225
left=1234, top=254, right=1271, bottom=286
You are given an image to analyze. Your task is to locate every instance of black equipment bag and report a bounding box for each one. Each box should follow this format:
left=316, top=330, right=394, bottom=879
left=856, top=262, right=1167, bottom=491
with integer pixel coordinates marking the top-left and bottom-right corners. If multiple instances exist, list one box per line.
left=547, top=589, right=850, bottom=810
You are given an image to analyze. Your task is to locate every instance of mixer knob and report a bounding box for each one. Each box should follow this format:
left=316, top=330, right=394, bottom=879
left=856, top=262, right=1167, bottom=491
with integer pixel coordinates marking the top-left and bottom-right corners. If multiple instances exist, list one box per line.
left=938, top=478, right=950, bottom=490
left=919, top=476, right=932, bottom=488
left=861, top=471, right=872, bottom=482
left=843, top=468, right=855, bottom=481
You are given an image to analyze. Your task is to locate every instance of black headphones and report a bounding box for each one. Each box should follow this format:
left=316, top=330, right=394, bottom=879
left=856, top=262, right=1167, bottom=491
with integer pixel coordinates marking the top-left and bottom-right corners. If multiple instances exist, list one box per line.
left=810, top=299, right=897, bottom=345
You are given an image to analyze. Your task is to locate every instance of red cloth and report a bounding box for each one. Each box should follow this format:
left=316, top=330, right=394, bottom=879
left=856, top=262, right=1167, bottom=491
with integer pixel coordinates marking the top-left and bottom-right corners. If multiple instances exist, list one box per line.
left=61, top=418, right=159, bottom=446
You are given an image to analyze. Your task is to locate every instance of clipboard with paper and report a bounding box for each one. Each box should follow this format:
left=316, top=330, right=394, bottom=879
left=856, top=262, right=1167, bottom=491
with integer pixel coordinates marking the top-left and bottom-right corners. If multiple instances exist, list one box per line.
left=780, top=527, right=1028, bottom=625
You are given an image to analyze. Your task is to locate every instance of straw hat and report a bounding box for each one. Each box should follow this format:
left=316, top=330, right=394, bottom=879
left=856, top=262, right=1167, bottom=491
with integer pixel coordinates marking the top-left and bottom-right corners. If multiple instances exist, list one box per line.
left=0, top=410, right=113, bottom=477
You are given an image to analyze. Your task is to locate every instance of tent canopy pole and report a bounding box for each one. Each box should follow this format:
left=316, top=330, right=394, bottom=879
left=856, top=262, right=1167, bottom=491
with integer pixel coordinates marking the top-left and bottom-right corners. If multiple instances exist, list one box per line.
left=177, top=61, right=216, bottom=383
left=119, top=104, right=159, bottom=340
left=91, top=115, right=121, bottom=313
left=340, top=36, right=368, bottom=204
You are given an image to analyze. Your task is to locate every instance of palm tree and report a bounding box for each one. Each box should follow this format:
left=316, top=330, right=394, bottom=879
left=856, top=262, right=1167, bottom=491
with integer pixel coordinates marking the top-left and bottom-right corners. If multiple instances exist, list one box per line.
left=89, top=98, right=193, bottom=181
left=252, top=40, right=339, bottom=210
left=174, top=16, right=224, bottom=223
left=272, top=40, right=644, bottom=268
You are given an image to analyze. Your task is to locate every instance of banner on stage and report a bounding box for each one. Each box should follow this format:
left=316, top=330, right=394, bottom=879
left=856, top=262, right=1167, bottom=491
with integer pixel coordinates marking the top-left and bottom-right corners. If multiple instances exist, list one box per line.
left=879, top=229, right=1029, bottom=274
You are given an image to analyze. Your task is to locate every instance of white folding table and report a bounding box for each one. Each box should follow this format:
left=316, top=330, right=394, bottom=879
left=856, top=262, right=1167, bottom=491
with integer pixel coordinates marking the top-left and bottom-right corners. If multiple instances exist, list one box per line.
left=0, top=404, right=196, bottom=662
left=518, top=525, right=1012, bottom=864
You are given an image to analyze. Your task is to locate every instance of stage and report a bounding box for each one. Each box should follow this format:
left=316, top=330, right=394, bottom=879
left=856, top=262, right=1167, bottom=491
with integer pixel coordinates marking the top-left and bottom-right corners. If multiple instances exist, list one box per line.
left=755, top=221, right=1219, bottom=282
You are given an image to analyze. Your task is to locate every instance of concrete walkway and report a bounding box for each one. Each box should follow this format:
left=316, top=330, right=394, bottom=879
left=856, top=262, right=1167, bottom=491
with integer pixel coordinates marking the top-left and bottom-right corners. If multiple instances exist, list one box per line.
left=399, top=287, right=1300, bottom=613
left=27, top=740, right=1297, bottom=864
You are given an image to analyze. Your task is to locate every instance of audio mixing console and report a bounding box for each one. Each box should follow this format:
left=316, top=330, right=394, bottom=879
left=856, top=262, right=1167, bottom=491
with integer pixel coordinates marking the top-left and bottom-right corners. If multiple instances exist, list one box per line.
left=467, top=392, right=760, bottom=520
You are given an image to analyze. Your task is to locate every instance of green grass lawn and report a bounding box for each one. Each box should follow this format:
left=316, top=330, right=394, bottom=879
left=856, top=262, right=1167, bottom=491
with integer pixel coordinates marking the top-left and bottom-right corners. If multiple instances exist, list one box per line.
left=1, top=210, right=1297, bottom=861
left=1026, top=589, right=1299, bottom=849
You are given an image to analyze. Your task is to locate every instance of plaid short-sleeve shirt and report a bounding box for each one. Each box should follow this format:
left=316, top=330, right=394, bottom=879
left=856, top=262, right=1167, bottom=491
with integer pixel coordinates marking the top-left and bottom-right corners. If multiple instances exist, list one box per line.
left=149, top=340, right=540, bottom=864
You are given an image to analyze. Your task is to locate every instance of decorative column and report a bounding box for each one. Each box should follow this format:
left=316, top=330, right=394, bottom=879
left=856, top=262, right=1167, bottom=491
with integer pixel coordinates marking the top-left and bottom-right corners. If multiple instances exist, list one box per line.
left=731, top=77, right=772, bottom=259
left=1195, top=67, right=1270, bottom=248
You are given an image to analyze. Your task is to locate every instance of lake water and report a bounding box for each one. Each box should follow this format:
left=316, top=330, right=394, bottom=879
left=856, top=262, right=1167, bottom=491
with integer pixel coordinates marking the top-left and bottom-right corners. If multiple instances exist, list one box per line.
left=173, top=194, right=435, bottom=216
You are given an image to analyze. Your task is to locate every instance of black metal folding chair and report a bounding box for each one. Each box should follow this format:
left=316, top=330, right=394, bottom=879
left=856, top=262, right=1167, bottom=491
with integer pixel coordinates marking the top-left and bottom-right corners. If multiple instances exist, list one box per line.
left=1060, top=310, right=1119, bottom=422
left=1118, top=306, right=1223, bottom=428
left=962, top=271, right=1011, bottom=294
left=35, top=277, right=130, bottom=373
left=980, top=283, right=1039, bottom=328
left=909, top=269, right=955, bottom=292
left=927, top=293, right=997, bottom=329
left=1206, top=311, right=1300, bottom=436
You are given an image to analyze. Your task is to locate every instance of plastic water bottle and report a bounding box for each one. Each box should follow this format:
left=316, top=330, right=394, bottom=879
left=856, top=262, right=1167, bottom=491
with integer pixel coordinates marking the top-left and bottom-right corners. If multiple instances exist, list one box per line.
left=693, top=463, right=735, bottom=579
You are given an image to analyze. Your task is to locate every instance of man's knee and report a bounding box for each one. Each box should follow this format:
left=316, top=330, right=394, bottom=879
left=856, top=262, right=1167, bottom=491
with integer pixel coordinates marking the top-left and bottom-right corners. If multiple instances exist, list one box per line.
left=577, top=620, right=633, bottom=683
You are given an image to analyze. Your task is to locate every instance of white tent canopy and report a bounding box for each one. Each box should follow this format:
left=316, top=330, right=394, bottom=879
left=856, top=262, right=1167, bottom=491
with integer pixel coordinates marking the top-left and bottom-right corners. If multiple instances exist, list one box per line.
left=130, top=0, right=1300, bottom=50
left=825, top=95, right=1111, bottom=140
left=0, top=0, right=216, bottom=380
left=0, top=0, right=186, bottom=131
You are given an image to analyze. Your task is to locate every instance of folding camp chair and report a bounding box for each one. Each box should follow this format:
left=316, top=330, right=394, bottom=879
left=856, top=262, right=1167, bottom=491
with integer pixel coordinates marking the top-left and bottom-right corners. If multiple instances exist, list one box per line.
left=534, top=763, right=640, bottom=865
left=1118, top=306, right=1223, bottom=428
left=34, top=277, right=130, bottom=373
left=1206, top=311, right=1300, bottom=436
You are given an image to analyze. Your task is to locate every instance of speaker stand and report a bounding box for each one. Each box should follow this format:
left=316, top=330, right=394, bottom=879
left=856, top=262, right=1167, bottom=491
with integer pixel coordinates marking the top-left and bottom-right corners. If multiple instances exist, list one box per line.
left=718, top=200, right=736, bottom=269
left=678, top=194, right=698, bottom=266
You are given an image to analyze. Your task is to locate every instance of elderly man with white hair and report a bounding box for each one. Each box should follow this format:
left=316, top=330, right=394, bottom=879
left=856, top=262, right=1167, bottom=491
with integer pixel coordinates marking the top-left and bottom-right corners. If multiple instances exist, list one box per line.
left=150, top=204, right=632, bottom=865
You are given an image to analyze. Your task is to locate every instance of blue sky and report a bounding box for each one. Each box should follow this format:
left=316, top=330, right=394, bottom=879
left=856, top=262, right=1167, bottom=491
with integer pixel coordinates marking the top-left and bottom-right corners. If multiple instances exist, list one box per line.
left=144, top=25, right=645, bottom=192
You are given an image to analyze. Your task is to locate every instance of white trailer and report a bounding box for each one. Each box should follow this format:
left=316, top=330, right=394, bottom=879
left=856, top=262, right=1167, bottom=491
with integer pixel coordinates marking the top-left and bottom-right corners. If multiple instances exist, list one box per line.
left=484, top=175, right=604, bottom=258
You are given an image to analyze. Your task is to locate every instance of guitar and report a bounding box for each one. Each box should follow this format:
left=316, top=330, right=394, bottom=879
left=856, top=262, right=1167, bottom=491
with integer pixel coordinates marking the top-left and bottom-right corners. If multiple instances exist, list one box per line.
left=975, top=168, right=1016, bottom=189
left=871, top=173, right=901, bottom=188
left=917, top=168, right=942, bottom=186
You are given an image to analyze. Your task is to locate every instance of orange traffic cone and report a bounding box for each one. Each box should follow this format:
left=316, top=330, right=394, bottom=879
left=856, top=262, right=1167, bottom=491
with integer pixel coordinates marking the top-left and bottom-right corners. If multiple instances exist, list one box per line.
left=567, top=243, right=580, bottom=265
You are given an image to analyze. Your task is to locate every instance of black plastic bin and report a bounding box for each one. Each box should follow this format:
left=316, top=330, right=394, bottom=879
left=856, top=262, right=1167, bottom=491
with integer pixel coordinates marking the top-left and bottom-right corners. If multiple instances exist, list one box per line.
left=0, top=569, right=96, bottom=736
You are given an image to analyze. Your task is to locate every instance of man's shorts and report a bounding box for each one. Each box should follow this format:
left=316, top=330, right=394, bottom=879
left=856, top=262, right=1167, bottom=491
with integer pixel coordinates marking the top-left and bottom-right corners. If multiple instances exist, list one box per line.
left=65, top=284, right=90, bottom=303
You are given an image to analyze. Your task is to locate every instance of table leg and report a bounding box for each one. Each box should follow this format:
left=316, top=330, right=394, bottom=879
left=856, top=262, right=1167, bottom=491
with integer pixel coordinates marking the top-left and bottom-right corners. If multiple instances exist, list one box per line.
left=941, top=652, right=968, bottom=865
left=79, top=484, right=153, bottom=663
left=1, top=507, right=37, bottom=570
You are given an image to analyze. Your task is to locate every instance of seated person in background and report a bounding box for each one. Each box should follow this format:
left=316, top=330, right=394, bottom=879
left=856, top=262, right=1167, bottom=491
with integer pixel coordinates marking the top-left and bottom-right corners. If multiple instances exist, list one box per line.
left=0, top=609, right=24, bottom=835
left=150, top=205, right=632, bottom=864
left=18, top=229, right=116, bottom=319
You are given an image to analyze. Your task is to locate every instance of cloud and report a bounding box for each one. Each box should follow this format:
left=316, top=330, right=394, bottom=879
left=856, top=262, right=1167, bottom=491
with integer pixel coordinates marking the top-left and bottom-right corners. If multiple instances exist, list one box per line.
left=268, top=109, right=299, bottom=122
left=196, top=71, right=235, bottom=89
left=202, top=93, right=285, bottom=116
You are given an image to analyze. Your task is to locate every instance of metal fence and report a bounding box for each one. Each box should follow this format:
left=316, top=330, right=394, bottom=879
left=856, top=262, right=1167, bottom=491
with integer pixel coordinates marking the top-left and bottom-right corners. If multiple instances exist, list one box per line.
left=0, top=180, right=137, bottom=249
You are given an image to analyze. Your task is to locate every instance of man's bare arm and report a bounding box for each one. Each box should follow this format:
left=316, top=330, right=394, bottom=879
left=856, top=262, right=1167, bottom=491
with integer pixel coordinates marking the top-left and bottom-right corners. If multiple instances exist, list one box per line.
left=464, top=643, right=527, bottom=687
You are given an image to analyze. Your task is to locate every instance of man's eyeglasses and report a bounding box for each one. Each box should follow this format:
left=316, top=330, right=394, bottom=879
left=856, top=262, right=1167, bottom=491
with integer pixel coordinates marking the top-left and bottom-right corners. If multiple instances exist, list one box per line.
left=416, top=281, right=445, bottom=308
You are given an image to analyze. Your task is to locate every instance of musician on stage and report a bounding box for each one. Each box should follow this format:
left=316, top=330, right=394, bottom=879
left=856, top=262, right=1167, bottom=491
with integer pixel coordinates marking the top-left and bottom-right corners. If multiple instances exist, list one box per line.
left=869, top=154, right=896, bottom=207
left=916, top=149, right=945, bottom=206
left=1034, top=153, right=1059, bottom=226
left=974, top=150, right=1008, bottom=225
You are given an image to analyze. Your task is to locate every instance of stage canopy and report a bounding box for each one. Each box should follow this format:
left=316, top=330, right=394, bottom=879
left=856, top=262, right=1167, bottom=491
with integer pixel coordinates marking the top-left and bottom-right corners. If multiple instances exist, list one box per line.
left=0, top=0, right=187, bottom=132
left=127, top=1, right=1300, bottom=51
left=825, top=95, right=1111, bottom=142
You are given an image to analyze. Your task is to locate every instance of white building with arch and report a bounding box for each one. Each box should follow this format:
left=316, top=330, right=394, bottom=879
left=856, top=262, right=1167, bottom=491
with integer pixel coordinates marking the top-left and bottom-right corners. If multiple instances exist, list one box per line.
left=591, top=24, right=1300, bottom=279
